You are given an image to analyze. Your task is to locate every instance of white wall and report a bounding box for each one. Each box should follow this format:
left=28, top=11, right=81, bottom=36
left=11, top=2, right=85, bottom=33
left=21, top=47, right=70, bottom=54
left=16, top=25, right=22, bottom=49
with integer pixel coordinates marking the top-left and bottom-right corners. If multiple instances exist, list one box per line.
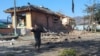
left=62, top=17, right=69, bottom=26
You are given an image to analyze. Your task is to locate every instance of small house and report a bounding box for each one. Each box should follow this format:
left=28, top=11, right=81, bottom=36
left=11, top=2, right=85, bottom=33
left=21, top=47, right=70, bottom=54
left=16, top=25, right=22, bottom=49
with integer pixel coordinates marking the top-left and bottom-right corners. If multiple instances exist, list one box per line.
left=5, top=4, right=74, bottom=35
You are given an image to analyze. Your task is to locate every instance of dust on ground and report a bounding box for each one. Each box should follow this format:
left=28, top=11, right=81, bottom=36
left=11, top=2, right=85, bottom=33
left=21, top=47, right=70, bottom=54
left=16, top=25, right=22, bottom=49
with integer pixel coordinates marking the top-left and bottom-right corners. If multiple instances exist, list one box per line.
left=0, top=31, right=100, bottom=56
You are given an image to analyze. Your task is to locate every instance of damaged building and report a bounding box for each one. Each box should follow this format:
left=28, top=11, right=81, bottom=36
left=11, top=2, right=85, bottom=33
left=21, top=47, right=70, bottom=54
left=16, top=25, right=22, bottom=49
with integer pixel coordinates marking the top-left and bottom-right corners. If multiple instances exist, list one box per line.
left=4, top=3, right=75, bottom=35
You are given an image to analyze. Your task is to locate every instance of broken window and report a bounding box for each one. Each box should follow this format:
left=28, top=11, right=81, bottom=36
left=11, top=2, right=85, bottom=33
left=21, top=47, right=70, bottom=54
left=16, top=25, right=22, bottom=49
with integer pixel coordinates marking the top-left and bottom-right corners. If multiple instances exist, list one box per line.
left=17, top=13, right=26, bottom=27
left=53, top=17, right=59, bottom=23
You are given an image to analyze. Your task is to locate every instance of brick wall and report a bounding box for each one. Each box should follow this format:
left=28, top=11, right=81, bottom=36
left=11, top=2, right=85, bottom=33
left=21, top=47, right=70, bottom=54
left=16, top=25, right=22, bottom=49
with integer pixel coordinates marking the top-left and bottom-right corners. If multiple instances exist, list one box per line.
left=0, top=28, right=13, bottom=35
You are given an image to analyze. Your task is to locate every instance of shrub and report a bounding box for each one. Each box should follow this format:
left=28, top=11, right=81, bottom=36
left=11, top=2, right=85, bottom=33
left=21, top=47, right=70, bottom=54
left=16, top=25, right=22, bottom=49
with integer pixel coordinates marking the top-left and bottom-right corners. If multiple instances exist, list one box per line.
left=59, top=48, right=76, bottom=56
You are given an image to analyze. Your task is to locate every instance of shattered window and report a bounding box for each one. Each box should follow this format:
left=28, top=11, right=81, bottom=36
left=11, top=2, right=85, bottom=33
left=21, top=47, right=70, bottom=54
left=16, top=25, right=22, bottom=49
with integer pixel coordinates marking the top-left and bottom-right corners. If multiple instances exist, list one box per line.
left=53, top=17, right=59, bottom=23
left=17, top=13, right=26, bottom=27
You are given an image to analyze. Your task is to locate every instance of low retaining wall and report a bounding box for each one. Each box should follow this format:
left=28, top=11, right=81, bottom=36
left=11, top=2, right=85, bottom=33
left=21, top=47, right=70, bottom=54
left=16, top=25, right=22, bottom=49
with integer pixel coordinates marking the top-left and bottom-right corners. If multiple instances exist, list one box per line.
left=0, top=28, right=13, bottom=35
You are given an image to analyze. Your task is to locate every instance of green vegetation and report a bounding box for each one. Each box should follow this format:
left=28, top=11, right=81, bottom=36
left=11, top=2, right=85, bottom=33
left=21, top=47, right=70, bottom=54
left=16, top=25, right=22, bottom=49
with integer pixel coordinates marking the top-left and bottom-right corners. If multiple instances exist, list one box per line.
left=59, top=48, right=76, bottom=56
left=84, top=3, right=100, bottom=24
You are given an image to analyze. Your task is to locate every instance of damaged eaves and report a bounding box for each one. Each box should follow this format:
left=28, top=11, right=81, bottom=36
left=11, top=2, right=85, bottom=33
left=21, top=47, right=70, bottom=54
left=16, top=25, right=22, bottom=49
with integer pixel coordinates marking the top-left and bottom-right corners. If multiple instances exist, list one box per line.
left=5, top=4, right=59, bottom=16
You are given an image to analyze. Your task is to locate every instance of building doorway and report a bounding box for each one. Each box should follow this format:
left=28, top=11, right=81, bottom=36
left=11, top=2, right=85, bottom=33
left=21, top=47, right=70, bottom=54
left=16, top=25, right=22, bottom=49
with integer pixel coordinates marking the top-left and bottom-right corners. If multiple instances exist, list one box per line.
left=17, top=13, right=26, bottom=36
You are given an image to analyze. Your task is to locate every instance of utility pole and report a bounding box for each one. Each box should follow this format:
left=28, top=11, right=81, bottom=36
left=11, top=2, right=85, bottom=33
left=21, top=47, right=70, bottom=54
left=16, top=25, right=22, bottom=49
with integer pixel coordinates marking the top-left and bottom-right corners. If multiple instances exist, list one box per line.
left=14, top=0, right=17, bottom=36
left=83, top=16, right=85, bottom=31
left=94, top=0, right=96, bottom=32
left=91, top=0, right=96, bottom=32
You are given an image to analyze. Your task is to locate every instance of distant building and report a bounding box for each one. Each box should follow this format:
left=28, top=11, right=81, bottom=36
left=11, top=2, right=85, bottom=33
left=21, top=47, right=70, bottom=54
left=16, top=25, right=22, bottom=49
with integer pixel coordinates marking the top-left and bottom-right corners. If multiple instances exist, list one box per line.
left=61, top=16, right=75, bottom=32
left=62, top=16, right=75, bottom=26
left=5, top=4, right=75, bottom=35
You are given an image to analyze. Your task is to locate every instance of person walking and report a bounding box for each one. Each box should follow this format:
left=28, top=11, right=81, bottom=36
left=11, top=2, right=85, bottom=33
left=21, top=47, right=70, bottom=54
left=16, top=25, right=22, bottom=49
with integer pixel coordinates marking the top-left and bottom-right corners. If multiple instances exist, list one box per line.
left=31, top=24, right=45, bottom=50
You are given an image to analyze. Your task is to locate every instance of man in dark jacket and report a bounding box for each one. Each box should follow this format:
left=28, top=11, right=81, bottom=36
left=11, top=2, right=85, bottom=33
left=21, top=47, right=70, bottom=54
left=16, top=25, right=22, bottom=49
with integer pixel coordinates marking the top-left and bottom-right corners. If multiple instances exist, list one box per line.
left=31, top=24, right=44, bottom=50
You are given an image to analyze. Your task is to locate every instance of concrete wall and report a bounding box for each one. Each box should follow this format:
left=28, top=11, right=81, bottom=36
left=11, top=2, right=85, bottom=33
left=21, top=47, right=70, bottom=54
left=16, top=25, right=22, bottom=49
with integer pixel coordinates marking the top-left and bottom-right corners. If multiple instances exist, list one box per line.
left=12, top=15, right=15, bottom=28
left=26, top=12, right=32, bottom=29
left=24, top=11, right=61, bottom=34
left=62, top=17, right=70, bottom=26
left=31, top=12, right=61, bottom=32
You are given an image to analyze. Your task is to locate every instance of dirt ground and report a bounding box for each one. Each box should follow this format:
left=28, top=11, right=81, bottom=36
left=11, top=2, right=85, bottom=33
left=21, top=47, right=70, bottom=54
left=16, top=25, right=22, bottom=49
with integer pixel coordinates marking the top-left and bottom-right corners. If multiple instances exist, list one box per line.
left=0, top=32, right=100, bottom=56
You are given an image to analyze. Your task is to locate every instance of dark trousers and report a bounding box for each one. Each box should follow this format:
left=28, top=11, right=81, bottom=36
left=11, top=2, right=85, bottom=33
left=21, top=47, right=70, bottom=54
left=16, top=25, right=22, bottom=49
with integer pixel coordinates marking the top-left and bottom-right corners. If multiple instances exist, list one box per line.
left=34, top=32, right=41, bottom=49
